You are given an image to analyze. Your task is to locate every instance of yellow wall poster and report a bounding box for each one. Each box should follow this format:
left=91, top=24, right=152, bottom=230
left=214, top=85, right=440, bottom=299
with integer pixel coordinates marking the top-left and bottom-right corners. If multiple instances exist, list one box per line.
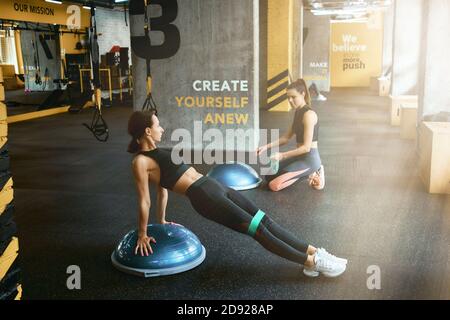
left=330, top=21, right=383, bottom=87
left=0, top=0, right=90, bottom=28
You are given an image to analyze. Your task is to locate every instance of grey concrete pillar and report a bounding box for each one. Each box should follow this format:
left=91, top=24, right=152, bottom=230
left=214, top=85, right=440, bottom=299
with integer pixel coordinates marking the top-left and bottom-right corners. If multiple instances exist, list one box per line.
left=418, top=0, right=450, bottom=119
left=416, top=1, right=450, bottom=195
left=302, top=11, right=330, bottom=92
left=391, top=0, right=423, bottom=96
left=129, top=0, right=259, bottom=152
left=381, top=0, right=395, bottom=76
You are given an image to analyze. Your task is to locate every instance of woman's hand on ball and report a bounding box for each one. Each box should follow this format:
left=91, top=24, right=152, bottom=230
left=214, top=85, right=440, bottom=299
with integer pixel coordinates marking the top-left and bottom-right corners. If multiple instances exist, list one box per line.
left=135, top=235, right=156, bottom=256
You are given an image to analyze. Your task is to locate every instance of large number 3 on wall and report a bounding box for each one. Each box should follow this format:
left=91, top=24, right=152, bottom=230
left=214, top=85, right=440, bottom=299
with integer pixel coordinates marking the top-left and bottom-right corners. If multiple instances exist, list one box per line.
left=129, top=0, right=180, bottom=60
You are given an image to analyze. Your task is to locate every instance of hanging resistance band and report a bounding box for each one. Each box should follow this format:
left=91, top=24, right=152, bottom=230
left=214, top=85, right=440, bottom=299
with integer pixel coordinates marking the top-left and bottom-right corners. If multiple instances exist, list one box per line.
left=83, top=5, right=109, bottom=142
left=248, top=210, right=266, bottom=237
left=141, top=0, right=158, bottom=114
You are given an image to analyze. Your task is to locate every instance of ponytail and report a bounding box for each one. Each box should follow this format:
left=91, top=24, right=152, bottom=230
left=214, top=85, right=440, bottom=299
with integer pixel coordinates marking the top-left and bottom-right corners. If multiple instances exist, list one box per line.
left=127, top=110, right=156, bottom=153
left=127, top=138, right=141, bottom=154
left=287, top=78, right=312, bottom=106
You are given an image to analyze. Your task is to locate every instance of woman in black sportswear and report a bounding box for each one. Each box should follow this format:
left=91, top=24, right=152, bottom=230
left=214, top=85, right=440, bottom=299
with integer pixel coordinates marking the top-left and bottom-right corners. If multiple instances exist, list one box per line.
left=127, top=111, right=347, bottom=277
left=257, top=79, right=325, bottom=192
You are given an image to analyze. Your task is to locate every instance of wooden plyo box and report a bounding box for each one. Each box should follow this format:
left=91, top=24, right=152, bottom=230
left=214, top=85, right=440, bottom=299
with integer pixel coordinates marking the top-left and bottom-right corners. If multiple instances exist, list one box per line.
left=400, top=105, right=418, bottom=140
left=0, top=237, right=19, bottom=281
left=390, top=95, right=418, bottom=126
left=378, top=77, right=391, bottom=97
left=0, top=177, right=13, bottom=208
left=0, top=85, right=4, bottom=102
left=370, top=77, right=379, bottom=94
left=419, top=122, right=450, bottom=194
left=370, top=77, right=390, bottom=96
left=0, top=118, right=7, bottom=137
left=0, top=102, right=6, bottom=121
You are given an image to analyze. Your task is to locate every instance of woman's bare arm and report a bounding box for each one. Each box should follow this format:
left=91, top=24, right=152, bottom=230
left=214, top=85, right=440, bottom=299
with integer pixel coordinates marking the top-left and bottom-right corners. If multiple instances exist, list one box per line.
left=258, top=126, right=294, bottom=155
left=272, top=126, right=294, bottom=148
left=132, top=156, right=158, bottom=256
left=156, top=186, right=168, bottom=224
left=132, top=157, right=151, bottom=236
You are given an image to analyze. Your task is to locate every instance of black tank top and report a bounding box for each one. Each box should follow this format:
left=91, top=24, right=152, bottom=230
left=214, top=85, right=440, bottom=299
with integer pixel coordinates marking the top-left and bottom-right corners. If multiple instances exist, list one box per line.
left=138, top=148, right=190, bottom=190
left=291, top=106, right=319, bottom=144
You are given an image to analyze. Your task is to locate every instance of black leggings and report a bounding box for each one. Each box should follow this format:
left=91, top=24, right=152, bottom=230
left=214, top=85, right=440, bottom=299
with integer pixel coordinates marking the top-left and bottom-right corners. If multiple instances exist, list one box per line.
left=186, top=176, right=309, bottom=264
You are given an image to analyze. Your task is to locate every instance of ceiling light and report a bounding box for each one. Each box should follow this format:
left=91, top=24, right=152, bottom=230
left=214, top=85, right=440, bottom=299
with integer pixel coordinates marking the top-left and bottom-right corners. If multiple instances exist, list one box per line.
left=306, top=0, right=393, bottom=14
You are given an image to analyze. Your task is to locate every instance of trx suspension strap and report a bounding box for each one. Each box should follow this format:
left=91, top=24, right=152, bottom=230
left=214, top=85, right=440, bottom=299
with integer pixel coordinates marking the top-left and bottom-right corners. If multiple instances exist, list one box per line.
left=141, top=0, right=158, bottom=114
left=83, top=5, right=109, bottom=142
left=32, top=31, right=42, bottom=86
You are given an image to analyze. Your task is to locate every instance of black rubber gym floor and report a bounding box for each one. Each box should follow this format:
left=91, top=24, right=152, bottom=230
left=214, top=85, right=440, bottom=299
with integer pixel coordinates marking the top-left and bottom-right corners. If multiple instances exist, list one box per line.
left=8, top=88, right=450, bottom=299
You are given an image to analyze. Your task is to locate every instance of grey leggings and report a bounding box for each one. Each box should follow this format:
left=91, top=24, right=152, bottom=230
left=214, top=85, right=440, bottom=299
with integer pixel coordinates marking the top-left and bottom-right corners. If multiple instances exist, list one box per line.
left=186, top=176, right=310, bottom=265
left=265, top=148, right=322, bottom=191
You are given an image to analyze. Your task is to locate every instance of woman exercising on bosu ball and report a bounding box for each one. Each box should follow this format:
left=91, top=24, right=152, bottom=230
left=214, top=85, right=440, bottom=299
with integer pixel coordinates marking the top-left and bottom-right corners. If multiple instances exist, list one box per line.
left=128, top=110, right=347, bottom=277
left=257, top=79, right=325, bottom=192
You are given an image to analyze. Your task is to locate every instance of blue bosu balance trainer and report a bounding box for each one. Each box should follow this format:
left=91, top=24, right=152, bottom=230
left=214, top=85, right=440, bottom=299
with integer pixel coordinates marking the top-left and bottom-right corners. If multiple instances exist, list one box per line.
left=111, top=224, right=206, bottom=277
left=207, top=162, right=263, bottom=191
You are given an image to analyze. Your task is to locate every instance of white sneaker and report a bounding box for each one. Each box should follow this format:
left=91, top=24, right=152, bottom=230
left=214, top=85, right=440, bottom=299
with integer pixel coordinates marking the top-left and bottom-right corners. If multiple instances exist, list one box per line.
left=317, top=248, right=348, bottom=265
left=317, top=94, right=327, bottom=101
left=310, top=165, right=325, bottom=190
left=303, top=254, right=346, bottom=278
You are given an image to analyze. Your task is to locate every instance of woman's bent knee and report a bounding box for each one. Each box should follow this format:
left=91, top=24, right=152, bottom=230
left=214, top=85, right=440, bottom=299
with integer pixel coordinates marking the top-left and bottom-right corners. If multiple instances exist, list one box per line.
left=268, top=180, right=282, bottom=192
left=268, top=179, right=295, bottom=192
